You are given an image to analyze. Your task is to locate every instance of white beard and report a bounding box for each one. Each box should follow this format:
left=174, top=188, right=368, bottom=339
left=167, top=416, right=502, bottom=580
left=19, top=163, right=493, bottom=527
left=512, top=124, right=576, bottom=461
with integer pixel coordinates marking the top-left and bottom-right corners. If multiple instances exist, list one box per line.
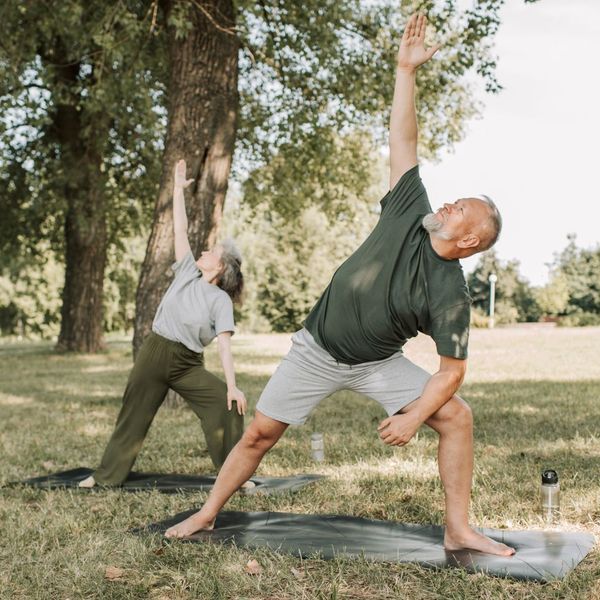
left=421, top=213, right=453, bottom=241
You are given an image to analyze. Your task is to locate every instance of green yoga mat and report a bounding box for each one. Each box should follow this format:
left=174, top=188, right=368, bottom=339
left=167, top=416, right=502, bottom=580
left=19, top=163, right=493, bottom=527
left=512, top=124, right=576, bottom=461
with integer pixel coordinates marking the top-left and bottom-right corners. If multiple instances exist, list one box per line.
left=139, top=509, right=595, bottom=582
left=11, top=468, right=325, bottom=495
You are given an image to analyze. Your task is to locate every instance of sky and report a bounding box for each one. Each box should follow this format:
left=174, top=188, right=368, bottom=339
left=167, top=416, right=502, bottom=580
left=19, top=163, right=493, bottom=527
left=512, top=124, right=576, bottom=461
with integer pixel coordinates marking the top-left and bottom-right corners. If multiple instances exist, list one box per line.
left=419, top=0, right=600, bottom=285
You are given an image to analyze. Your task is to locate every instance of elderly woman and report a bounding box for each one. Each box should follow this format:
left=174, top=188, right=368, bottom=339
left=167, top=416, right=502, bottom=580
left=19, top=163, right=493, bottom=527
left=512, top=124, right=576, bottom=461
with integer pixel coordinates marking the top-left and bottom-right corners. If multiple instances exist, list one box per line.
left=80, top=159, right=246, bottom=488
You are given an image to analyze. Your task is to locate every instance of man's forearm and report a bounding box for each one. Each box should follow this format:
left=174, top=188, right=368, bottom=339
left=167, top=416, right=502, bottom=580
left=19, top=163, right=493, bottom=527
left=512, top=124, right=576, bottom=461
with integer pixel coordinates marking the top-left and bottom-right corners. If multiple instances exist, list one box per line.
left=390, top=67, right=418, bottom=144
left=410, top=370, right=463, bottom=424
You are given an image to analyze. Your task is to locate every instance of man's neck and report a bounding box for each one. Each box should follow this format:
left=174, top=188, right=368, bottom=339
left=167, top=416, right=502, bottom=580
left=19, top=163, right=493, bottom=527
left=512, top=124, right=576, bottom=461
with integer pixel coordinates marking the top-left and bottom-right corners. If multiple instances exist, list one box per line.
left=429, top=235, right=463, bottom=260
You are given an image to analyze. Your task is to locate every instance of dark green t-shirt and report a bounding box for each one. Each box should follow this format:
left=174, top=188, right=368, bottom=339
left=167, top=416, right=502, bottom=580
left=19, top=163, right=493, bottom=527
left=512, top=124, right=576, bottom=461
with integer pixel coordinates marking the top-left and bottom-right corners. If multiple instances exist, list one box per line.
left=304, top=165, right=471, bottom=364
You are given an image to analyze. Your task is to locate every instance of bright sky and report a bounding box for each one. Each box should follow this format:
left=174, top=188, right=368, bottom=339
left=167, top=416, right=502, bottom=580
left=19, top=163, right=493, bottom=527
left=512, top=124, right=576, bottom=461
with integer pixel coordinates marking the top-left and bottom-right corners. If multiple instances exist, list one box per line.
left=420, top=0, right=600, bottom=286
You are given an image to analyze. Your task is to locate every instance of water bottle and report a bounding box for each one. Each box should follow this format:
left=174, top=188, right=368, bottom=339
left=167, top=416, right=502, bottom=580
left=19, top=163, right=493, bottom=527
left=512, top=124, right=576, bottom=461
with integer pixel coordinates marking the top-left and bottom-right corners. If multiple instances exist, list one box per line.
left=541, top=469, right=560, bottom=521
left=310, top=433, right=325, bottom=462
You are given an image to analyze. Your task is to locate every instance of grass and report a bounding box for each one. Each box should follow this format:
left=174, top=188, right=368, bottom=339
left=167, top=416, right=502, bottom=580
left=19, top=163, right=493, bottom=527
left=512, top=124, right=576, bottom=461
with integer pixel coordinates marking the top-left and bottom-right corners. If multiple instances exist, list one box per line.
left=1, top=326, right=599, bottom=599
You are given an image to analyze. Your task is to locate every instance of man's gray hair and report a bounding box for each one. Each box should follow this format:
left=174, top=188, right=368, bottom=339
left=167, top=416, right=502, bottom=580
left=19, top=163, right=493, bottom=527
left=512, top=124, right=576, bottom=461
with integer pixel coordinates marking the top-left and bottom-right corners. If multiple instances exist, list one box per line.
left=475, top=194, right=502, bottom=251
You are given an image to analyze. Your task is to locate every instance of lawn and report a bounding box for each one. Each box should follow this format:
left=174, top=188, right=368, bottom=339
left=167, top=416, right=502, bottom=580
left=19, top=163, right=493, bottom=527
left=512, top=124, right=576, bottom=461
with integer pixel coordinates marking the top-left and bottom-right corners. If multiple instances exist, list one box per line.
left=1, top=326, right=599, bottom=599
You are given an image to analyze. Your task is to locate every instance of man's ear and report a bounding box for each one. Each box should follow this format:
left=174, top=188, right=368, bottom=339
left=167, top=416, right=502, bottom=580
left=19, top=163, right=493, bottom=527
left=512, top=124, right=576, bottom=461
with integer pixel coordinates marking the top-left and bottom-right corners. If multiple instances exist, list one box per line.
left=457, top=233, right=480, bottom=249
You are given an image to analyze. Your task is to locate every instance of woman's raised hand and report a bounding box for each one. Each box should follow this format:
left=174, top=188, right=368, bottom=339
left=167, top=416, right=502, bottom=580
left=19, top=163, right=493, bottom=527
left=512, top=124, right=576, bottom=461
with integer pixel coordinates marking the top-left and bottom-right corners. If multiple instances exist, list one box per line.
left=174, top=159, right=194, bottom=189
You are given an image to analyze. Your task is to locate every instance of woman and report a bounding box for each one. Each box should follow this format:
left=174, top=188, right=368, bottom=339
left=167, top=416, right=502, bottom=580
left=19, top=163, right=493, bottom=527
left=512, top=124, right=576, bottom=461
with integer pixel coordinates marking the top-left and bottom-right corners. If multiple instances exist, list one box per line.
left=80, top=159, right=246, bottom=488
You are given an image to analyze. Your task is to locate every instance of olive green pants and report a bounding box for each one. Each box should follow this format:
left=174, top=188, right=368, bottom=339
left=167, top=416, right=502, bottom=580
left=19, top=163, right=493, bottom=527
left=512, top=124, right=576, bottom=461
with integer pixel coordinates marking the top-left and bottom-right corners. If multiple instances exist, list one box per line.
left=93, top=332, right=243, bottom=485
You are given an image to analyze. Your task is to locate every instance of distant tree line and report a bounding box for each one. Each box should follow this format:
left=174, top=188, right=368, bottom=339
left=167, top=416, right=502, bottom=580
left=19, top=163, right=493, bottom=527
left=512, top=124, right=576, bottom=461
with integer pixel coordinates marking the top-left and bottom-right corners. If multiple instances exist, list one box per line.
left=1, top=189, right=598, bottom=337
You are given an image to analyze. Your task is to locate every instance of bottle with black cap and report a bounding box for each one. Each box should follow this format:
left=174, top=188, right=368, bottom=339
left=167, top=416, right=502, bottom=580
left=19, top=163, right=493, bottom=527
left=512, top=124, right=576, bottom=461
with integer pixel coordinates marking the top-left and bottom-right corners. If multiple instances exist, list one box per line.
left=541, top=469, right=560, bottom=521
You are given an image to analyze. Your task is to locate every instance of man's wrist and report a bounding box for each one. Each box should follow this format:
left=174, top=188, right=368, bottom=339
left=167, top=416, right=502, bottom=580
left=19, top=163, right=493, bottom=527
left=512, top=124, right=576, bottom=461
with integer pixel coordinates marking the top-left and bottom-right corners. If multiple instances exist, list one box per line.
left=396, top=64, right=417, bottom=75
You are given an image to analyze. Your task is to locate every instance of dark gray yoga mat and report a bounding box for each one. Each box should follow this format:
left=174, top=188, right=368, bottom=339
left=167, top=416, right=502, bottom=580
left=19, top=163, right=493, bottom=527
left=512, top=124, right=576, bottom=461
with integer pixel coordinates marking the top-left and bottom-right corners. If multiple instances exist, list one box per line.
left=140, top=510, right=595, bottom=582
left=12, top=468, right=325, bottom=495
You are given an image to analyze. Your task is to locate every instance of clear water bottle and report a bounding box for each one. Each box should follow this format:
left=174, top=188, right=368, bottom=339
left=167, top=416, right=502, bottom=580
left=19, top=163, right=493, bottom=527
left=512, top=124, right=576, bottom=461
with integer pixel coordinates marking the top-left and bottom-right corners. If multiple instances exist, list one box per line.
left=541, top=469, right=560, bottom=521
left=310, top=433, right=325, bottom=462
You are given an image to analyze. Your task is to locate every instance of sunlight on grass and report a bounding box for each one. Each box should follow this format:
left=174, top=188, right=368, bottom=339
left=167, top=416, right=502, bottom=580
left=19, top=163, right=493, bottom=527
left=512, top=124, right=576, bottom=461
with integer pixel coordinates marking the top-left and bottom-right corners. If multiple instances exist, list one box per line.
left=0, top=392, right=35, bottom=406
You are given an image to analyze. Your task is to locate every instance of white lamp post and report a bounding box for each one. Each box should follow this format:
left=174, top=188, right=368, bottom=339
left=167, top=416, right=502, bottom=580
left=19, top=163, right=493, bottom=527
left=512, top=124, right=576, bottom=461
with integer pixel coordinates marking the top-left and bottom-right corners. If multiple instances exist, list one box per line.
left=488, top=273, right=497, bottom=328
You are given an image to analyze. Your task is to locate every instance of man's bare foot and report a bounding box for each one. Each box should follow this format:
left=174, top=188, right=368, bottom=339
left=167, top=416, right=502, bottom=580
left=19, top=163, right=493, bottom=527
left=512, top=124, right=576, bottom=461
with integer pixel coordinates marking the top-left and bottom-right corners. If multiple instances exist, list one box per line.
left=164, top=512, right=215, bottom=539
left=444, top=527, right=515, bottom=556
left=79, top=475, right=96, bottom=488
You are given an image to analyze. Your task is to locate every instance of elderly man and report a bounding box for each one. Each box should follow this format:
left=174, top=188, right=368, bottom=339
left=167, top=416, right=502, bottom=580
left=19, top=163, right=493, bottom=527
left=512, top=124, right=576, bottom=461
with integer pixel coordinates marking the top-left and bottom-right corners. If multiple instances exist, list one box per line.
left=166, top=13, right=513, bottom=556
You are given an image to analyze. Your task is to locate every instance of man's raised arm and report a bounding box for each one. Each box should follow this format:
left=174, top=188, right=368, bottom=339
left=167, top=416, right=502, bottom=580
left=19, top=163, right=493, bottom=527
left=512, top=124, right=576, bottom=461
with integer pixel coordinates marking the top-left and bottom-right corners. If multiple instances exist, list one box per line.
left=389, top=13, right=440, bottom=190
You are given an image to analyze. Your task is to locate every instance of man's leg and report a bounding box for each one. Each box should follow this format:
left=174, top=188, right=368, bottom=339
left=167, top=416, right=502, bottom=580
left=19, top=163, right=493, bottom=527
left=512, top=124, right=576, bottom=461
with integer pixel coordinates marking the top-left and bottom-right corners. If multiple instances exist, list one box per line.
left=352, top=353, right=514, bottom=556
left=165, top=328, right=341, bottom=538
left=414, top=396, right=514, bottom=555
left=165, top=410, right=287, bottom=537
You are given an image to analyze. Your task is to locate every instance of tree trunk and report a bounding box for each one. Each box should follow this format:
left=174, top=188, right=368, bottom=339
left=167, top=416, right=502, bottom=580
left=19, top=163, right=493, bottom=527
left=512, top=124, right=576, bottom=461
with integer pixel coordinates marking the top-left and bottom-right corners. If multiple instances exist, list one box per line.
left=49, top=55, right=109, bottom=353
left=133, top=0, right=239, bottom=357
left=56, top=165, right=108, bottom=353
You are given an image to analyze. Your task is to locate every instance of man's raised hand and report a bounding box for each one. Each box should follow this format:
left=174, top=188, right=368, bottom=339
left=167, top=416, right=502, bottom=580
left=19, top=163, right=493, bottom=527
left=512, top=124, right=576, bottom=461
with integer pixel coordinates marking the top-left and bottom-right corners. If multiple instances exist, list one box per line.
left=174, top=159, right=194, bottom=189
left=397, top=13, right=440, bottom=72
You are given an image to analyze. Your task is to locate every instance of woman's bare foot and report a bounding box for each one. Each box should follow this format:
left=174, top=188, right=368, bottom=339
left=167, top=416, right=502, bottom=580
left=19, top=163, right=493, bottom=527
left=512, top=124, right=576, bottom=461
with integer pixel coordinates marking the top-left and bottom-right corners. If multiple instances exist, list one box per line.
left=165, top=511, right=215, bottom=539
left=240, top=480, right=256, bottom=491
left=444, top=526, right=515, bottom=556
left=78, top=475, right=96, bottom=488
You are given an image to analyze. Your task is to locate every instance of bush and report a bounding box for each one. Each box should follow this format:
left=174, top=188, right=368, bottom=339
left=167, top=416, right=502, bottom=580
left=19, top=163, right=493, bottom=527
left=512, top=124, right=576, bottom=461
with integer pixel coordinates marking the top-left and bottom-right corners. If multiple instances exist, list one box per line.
left=558, top=310, right=600, bottom=327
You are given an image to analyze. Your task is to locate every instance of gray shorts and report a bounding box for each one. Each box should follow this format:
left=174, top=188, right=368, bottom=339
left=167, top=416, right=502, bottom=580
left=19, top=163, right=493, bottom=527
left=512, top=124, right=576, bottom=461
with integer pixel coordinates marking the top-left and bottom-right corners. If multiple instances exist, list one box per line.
left=256, top=328, right=431, bottom=425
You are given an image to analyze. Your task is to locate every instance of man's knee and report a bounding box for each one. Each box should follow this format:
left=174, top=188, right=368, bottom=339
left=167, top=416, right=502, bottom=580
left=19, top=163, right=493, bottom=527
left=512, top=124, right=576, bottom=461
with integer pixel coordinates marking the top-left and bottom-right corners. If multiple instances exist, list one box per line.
left=428, top=395, right=472, bottom=431
left=241, top=415, right=286, bottom=451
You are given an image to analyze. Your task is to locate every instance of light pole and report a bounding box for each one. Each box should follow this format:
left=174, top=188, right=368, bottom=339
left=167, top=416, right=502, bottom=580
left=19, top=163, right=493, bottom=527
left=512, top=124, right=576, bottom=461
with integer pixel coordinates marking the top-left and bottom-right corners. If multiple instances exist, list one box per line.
left=488, top=273, right=497, bottom=328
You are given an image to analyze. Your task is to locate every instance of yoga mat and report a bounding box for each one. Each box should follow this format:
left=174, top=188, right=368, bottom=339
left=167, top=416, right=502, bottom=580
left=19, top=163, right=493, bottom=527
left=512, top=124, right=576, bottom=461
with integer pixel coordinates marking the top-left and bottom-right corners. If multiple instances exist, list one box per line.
left=140, top=510, right=595, bottom=582
left=11, top=468, right=325, bottom=495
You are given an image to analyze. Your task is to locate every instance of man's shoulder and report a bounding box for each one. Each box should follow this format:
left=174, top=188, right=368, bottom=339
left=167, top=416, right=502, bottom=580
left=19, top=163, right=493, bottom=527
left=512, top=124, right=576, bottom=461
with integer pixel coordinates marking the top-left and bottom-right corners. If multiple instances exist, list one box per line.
left=380, top=165, right=431, bottom=218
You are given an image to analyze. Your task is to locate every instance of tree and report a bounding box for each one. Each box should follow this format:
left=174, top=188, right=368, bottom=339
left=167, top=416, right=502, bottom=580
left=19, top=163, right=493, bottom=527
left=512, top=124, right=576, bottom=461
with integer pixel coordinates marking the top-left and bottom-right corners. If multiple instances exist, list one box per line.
left=133, top=0, right=239, bottom=354
left=534, top=273, right=569, bottom=318
left=133, top=0, right=519, bottom=352
left=0, top=1, right=165, bottom=351
left=227, top=131, right=382, bottom=331
left=551, top=234, right=600, bottom=324
left=467, top=249, right=538, bottom=324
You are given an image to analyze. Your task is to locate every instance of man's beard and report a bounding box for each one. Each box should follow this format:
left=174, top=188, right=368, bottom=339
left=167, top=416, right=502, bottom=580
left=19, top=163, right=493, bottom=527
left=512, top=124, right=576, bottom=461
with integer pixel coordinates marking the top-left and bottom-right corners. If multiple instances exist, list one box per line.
left=422, top=213, right=452, bottom=241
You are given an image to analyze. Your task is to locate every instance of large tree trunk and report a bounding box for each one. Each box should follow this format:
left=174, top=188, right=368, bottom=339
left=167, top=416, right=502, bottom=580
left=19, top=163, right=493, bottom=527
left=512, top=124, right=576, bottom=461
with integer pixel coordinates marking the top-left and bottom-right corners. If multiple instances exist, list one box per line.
left=133, top=0, right=239, bottom=357
left=56, top=162, right=108, bottom=353
left=50, top=55, right=109, bottom=353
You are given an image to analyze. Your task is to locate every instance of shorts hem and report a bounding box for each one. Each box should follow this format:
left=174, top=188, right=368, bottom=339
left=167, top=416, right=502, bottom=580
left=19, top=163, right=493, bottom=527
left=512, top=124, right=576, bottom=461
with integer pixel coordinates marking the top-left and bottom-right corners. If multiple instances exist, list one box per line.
left=255, top=405, right=307, bottom=426
left=384, top=391, right=425, bottom=417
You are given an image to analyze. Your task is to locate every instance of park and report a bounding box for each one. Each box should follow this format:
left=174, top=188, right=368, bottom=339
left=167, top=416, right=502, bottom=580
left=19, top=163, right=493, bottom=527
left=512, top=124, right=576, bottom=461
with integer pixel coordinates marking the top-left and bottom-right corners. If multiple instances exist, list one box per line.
left=2, top=326, right=600, bottom=597
left=1, top=0, right=599, bottom=598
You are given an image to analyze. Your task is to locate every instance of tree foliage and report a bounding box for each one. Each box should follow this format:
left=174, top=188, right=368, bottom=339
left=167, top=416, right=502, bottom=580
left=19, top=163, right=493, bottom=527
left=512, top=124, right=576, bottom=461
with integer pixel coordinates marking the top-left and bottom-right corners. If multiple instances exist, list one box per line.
left=0, top=0, right=546, bottom=343
left=467, top=249, right=539, bottom=324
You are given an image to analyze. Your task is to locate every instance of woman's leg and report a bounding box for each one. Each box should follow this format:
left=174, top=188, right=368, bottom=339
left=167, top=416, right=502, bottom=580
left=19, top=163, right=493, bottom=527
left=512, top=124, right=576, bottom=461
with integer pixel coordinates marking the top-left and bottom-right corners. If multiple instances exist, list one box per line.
left=91, top=335, right=170, bottom=485
left=169, top=363, right=243, bottom=470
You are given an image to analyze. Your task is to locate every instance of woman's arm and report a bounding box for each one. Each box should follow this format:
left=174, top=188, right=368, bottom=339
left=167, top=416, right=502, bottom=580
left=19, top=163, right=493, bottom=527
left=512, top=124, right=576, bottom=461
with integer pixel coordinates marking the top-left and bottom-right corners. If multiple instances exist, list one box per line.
left=173, top=159, right=194, bottom=262
left=217, top=331, right=247, bottom=415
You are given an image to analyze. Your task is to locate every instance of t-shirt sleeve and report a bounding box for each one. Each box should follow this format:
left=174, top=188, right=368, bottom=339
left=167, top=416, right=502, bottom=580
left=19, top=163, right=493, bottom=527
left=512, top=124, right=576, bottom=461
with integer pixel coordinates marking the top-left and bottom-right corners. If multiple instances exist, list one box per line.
left=213, top=294, right=235, bottom=336
left=380, top=165, right=431, bottom=218
left=430, top=302, right=471, bottom=359
left=171, top=251, right=200, bottom=281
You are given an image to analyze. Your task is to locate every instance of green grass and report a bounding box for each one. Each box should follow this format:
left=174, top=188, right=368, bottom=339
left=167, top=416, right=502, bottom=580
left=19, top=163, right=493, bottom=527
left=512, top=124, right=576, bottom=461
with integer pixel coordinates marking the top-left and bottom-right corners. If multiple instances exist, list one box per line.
left=1, top=326, right=599, bottom=599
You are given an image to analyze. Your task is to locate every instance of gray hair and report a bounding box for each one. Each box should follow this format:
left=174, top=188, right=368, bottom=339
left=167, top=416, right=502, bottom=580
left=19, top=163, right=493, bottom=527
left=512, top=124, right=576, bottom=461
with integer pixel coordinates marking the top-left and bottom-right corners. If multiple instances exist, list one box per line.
left=475, top=194, right=502, bottom=251
left=218, top=238, right=244, bottom=304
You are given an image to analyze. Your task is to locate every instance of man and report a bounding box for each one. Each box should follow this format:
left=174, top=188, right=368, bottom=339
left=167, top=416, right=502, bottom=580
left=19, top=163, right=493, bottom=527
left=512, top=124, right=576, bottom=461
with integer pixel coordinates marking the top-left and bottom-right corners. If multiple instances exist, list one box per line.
left=166, top=13, right=514, bottom=556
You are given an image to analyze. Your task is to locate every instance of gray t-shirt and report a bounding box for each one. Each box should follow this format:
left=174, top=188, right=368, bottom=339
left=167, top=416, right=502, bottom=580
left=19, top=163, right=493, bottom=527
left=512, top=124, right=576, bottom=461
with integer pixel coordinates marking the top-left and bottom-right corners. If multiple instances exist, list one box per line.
left=152, top=252, right=235, bottom=353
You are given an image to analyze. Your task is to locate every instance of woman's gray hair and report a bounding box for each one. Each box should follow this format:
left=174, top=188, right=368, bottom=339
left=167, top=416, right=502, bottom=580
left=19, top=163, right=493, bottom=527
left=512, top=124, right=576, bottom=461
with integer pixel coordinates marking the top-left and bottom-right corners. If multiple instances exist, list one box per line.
left=218, top=238, right=244, bottom=304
